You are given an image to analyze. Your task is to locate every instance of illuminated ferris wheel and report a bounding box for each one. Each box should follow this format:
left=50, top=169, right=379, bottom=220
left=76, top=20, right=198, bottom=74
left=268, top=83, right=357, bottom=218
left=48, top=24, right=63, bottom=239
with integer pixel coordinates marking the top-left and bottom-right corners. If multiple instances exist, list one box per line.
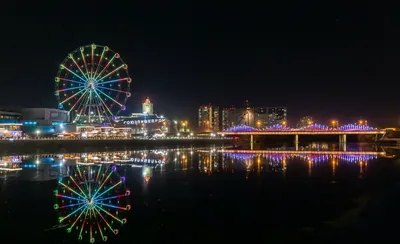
left=55, top=44, right=132, bottom=124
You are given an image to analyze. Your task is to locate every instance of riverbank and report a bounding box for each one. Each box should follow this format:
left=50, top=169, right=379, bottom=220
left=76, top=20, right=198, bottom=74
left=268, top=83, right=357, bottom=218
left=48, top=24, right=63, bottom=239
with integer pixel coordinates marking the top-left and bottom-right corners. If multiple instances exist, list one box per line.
left=0, top=138, right=232, bottom=154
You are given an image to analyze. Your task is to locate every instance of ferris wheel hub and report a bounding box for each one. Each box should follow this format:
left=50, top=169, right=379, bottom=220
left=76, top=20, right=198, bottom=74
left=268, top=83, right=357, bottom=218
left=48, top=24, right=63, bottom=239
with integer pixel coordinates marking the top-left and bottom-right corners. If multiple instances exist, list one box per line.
left=87, top=80, right=96, bottom=89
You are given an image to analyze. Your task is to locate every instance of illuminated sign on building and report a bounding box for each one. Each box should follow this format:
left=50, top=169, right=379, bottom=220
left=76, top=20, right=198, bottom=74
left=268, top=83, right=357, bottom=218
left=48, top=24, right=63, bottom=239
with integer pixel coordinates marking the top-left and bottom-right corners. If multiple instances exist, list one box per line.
left=122, top=118, right=166, bottom=125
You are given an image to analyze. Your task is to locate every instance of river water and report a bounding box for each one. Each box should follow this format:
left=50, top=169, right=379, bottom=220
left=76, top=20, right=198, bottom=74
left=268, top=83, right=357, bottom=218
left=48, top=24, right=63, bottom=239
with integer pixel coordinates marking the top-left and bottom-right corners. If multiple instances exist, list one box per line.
left=1, top=143, right=400, bottom=243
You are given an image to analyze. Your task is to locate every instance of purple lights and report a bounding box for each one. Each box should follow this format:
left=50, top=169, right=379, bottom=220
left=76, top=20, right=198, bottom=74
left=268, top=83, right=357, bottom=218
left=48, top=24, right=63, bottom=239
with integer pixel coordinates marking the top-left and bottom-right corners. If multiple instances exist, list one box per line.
left=263, top=124, right=290, bottom=131
left=224, top=153, right=378, bottom=163
left=121, top=176, right=126, bottom=182
left=338, top=124, right=377, bottom=131
left=112, top=165, right=117, bottom=172
left=223, top=122, right=378, bottom=132
left=298, top=123, right=329, bottom=131
left=224, top=125, right=260, bottom=132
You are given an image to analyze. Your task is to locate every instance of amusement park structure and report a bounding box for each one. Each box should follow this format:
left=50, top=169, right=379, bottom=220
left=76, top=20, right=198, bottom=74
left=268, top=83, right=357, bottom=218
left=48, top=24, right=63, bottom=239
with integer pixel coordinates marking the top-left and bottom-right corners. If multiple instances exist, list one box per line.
left=55, top=44, right=131, bottom=124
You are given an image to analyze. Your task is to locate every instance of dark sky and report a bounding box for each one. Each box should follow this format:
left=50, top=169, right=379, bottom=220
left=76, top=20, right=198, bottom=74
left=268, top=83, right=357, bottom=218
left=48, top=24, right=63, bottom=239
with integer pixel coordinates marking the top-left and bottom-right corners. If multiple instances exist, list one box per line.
left=0, top=2, right=398, bottom=127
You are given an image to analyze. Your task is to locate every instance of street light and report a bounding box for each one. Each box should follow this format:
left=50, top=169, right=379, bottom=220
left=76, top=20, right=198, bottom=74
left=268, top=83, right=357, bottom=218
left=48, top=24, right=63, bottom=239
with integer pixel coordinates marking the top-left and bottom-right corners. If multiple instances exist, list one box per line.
left=331, top=120, right=339, bottom=128
left=36, top=130, right=40, bottom=139
left=282, top=120, right=287, bottom=126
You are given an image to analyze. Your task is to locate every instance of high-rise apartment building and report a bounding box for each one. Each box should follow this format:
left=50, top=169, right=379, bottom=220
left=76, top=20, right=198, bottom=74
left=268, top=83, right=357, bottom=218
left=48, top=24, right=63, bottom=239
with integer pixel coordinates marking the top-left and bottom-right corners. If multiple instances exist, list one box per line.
left=198, top=104, right=219, bottom=131
left=296, top=116, right=313, bottom=128
left=266, top=107, right=287, bottom=126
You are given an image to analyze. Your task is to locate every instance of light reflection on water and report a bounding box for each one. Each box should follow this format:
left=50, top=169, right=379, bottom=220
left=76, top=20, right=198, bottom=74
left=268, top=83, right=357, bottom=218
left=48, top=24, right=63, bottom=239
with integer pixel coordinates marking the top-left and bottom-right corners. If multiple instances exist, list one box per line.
left=0, top=144, right=393, bottom=183
left=0, top=144, right=400, bottom=243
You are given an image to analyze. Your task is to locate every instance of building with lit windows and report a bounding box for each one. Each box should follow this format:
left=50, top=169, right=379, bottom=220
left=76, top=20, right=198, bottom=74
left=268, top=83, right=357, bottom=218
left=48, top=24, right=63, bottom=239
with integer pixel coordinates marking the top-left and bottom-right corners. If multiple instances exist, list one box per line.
left=0, top=110, right=23, bottom=138
left=198, top=104, right=219, bottom=132
left=142, top=97, right=154, bottom=115
left=266, top=107, right=287, bottom=126
left=20, top=108, right=70, bottom=135
left=297, top=116, right=313, bottom=128
left=114, top=113, right=172, bottom=135
left=221, top=106, right=269, bottom=130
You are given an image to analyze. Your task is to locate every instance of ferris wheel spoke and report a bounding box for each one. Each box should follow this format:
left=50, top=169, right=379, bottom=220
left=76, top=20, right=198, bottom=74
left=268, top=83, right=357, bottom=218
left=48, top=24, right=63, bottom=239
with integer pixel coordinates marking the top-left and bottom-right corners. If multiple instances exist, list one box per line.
left=58, top=77, right=86, bottom=85
left=95, top=202, right=128, bottom=210
left=92, top=94, right=104, bottom=122
left=69, top=54, right=89, bottom=81
left=92, top=170, right=113, bottom=199
left=59, top=204, right=87, bottom=223
left=56, top=86, right=86, bottom=93
left=78, top=91, right=92, bottom=121
left=94, top=53, right=117, bottom=81
left=61, top=65, right=87, bottom=82
left=92, top=46, right=107, bottom=81
left=59, top=89, right=85, bottom=105
left=93, top=180, right=122, bottom=200
left=56, top=193, right=86, bottom=202
left=95, top=218, right=106, bottom=241
left=78, top=208, right=90, bottom=238
left=72, top=93, right=89, bottom=123
left=97, top=86, right=129, bottom=94
left=96, top=64, right=125, bottom=82
left=92, top=90, right=114, bottom=116
left=91, top=45, right=95, bottom=80
left=69, top=175, right=89, bottom=198
left=95, top=88, right=123, bottom=107
left=80, top=48, right=91, bottom=80
left=69, top=89, right=89, bottom=112
left=94, top=207, right=114, bottom=233
left=94, top=205, right=124, bottom=224
left=68, top=206, right=88, bottom=232
left=59, top=181, right=86, bottom=199
left=76, top=165, right=91, bottom=194
left=96, top=77, right=129, bottom=86
left=95, top=194, right=126, bottom=202
left=57, top=202, right=85, bottom=209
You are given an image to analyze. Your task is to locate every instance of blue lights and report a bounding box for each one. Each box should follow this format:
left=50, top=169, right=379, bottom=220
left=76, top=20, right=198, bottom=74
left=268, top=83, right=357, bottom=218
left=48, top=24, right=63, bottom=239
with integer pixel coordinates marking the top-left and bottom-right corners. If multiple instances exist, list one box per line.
left=52, top=122, right=65, bottom=126
left=224, top=125, right=260, bottom=132
left=338, top=124, right=376, bottom=131
left=23, top=121, right=37, bottom=125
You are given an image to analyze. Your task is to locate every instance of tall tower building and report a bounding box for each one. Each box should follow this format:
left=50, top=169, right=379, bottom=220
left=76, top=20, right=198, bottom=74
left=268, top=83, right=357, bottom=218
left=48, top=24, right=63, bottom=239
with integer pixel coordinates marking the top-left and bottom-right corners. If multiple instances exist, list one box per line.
left=142, top=97, right=153, bottom=115
left=198, top=104, right=219, bottom=132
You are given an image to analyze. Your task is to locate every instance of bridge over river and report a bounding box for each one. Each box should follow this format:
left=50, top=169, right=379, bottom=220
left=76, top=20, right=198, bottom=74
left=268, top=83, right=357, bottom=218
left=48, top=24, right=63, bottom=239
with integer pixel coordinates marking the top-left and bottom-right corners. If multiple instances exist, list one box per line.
left=218, top=124, right=390, bottom=149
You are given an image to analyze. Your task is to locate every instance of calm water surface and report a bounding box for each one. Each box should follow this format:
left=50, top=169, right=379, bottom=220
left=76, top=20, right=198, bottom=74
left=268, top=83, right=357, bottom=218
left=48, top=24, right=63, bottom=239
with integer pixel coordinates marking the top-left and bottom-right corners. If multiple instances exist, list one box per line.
left=1, top=143, right=400, bottom=243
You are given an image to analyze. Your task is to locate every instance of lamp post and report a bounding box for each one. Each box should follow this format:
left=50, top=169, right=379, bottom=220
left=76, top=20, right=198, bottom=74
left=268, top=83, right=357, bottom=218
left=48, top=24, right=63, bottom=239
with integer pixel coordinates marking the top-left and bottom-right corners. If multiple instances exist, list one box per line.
left=331, top=120, right=339, bottom=128
left=36, top=130, right=40, bottom=139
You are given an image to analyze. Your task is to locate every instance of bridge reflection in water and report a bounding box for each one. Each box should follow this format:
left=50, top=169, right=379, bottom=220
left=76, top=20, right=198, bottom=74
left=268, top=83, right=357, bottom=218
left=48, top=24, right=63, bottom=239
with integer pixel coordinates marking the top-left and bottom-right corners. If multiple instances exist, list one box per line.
left=0, top=147, right=393, bottom=181
left=196, top=148, right=390, bottom=179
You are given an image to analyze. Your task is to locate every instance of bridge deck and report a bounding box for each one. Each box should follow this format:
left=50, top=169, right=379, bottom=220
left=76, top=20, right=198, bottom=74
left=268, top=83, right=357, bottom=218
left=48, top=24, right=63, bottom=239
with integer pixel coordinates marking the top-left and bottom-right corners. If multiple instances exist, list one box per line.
left=218, top=149, right=385, bottom=155
left=219, top=130, right=385, bottom=135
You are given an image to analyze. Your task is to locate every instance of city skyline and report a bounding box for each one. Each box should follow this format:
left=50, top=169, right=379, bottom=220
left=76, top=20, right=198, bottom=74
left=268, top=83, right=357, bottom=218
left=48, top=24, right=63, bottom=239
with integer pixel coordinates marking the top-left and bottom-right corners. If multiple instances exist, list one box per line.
left=1, top=2, right=399, bottom=127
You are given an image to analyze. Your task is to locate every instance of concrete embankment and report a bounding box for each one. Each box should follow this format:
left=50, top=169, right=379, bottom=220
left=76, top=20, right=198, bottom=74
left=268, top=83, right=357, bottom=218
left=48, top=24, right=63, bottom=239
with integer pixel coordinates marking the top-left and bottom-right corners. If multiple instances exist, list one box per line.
left=0, top=139, right=232, bottom=154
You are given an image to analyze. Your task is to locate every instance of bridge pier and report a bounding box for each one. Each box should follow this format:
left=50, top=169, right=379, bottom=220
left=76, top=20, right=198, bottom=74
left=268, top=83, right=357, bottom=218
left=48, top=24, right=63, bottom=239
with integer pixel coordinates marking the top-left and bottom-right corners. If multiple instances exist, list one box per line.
left=250, top=134, right=254, bottom=150
left=339, top=134, right=346, bottom=144
left=295, top=134, right=299, bottom=151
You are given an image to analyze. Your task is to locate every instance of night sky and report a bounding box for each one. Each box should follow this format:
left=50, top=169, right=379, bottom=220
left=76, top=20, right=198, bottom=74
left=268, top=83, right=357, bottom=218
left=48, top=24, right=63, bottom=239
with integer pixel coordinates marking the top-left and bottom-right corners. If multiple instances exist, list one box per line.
left=1, top=2, right=398, bottom=127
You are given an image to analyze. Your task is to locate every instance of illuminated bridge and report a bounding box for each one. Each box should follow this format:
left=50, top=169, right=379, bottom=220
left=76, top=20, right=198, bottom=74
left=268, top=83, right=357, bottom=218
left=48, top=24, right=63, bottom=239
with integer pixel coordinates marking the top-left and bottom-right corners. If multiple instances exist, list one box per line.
left=218, top=124, right=387, bottom=149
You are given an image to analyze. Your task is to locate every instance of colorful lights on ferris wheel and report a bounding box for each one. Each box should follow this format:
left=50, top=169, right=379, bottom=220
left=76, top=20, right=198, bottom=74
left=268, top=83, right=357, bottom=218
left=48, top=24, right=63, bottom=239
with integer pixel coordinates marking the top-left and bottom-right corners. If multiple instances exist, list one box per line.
left=55, top=44, right=131, bottom=124
left=54, top=165, right=130, bottom=243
